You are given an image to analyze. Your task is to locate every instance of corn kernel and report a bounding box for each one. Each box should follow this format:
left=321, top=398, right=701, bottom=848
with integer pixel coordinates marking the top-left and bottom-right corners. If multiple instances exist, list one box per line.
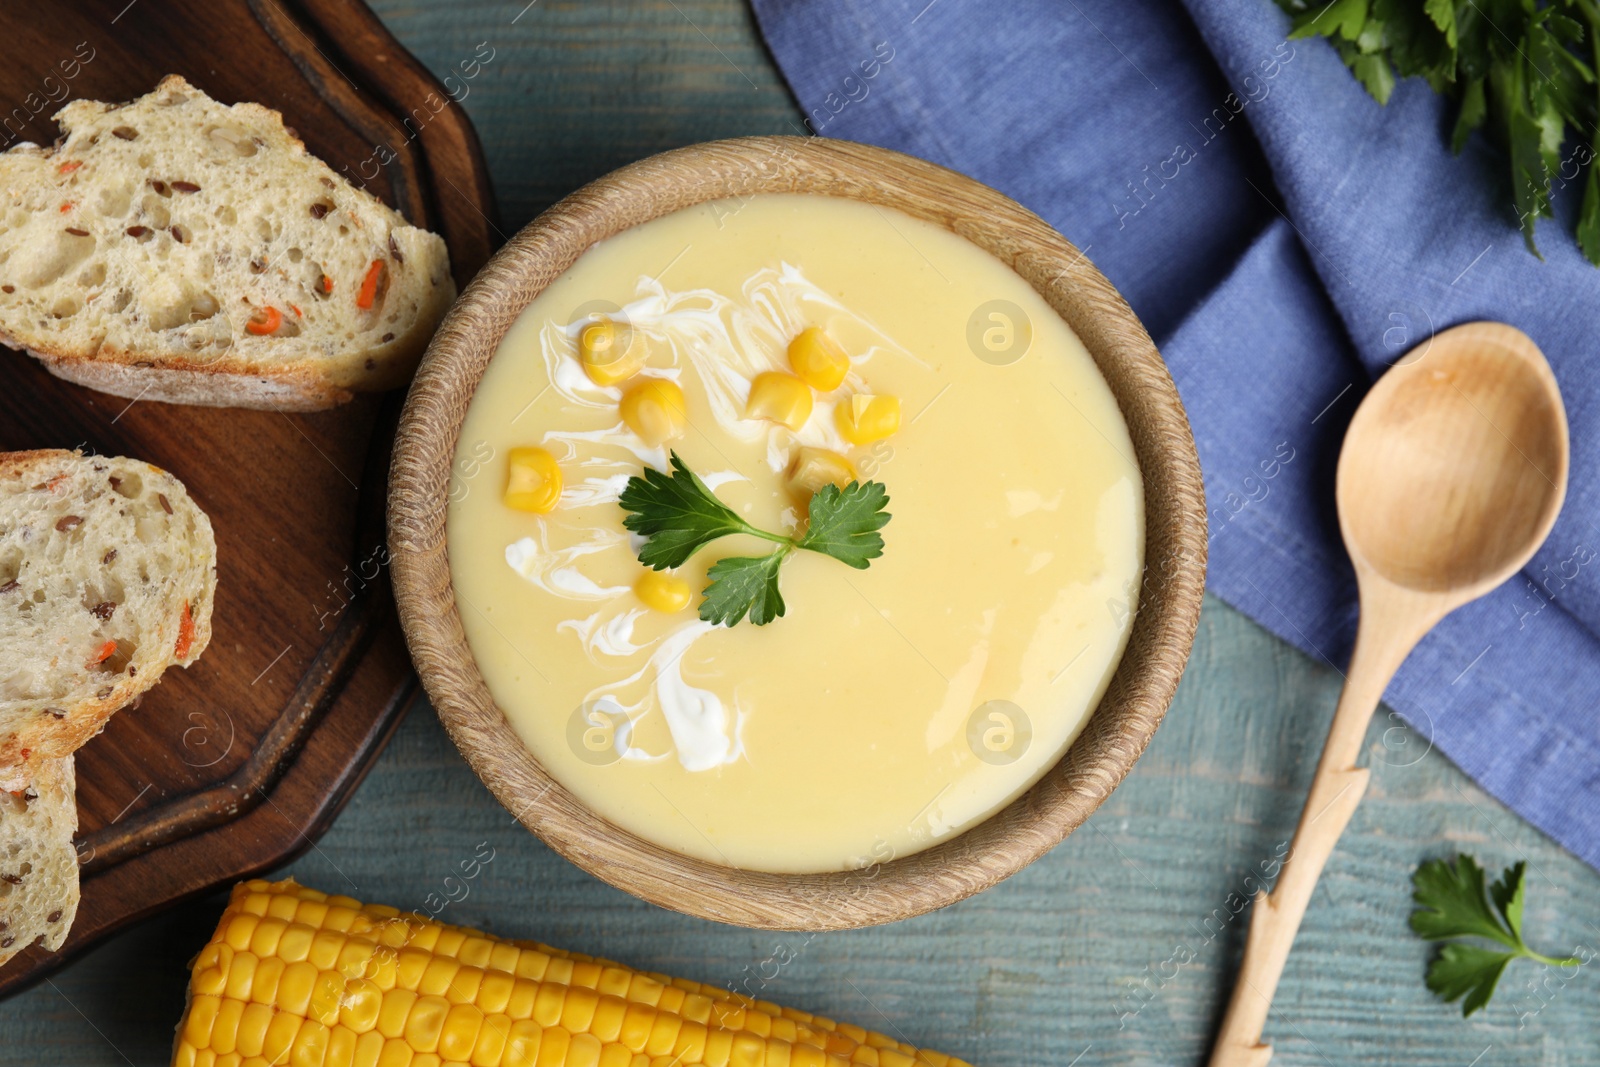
left=338, top=940, right=378, bottom=980
left=619, top=378, right=687, bottom=445
left=503, top=1020, right=543, bottom=1067
left=570, top=961, right=603, bottom=990
left=561, top=986, right=600, bottom=1033
left=745, top=371, right=813, bottom=431
left=224, top=914, right=259, bottom=951
left=787, top=327, right=850, bottom=392
left=634, top=570, right=691, bottom=613
left=308, top=930, right=345, bottom=970
left=488, top=943, right=521, bottom=975
left=645, top=1012, right=681, bottom=1056
left=470, top=1013, right=510, bottom=1066
left=224, top=952, right=259, bottom=1002
left=378, top=989, right=419, bottom=1039
left=578, top=318, right=645, bottom=387
left=503, top=447, right=563, bottom=514
left=278, top=962, right=319, bottom=1015
left=262, top=1010, right=302, bottom=1063
left=341, top=978, right=383, bottom=1033
left=787, top=448, right=857, bottom=497
left=325, top=1027, right=356, bottom=1066
left=478, top=971, right=514, bottom=1015
left=597, top=967, right=632, bottom=998
left=438, top=1003, right=483, bottom=1060
left=445, top=965, right=483, bottom=1005
left=459, top=937, right=495, bottom=970
left=212, top=998, right=245, bottom=1055
left=505, top=978, right=538, bottom=1019
left=350, top=1029, right=384, bottom=1067
left=375, top=1037, right=414, bottom=1067
left=404, top=995, right=450, bottom=1053
left=311, top=971, right=346, bottom=1026
left=514, top=951, right=551, bottom=982
left=834, top=394, right=901, bottom=445
left=729, top=1032, right=766, bottom=1067
left=619, top=1004, right=656, bottom=1052
left=184, top=995, right=222, bottom=1049
left=533, top=983, right=566, bottom=1028
left=289, top=1019, right=329, bottom=1067
left=567, top=1032, right=603, bottom=1067
left=278, top=924, right=313, bottom=964
left=538, top=1027, right=572, bottom=1065
left=590, top=995, right=626, bottom=1043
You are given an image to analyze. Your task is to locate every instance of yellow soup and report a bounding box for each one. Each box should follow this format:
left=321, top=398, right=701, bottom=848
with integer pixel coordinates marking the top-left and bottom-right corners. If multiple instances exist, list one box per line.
left=449, top=194, right=1143, bottom=873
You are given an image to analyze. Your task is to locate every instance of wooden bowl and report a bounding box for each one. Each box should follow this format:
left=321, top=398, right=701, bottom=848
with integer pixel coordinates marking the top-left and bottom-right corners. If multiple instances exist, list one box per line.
left=389, top=137, right=1207, bottom=929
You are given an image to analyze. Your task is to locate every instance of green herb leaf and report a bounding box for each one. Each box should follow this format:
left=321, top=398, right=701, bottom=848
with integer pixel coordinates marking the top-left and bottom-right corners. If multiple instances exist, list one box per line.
left=699, top=550, right=790, bottom=627
left=1425, top=943, right=1517, bottom=1017
left=1579, top=165, right=1600, bottom=264
left=1424, top=0, right=1457, bottom=49
left=618, top=453, right=783, bottom=569
left=1350, top=50, right=1398, bottom=104
left=1451, top=77, right=1487, bottom=153
left=1410, top=855, right=1519, bottom=947
left=1277, top=0, right=1600, bottom=264
left=1410, top=855, right=1580, bottom=1017
left=796, top=481, right=891, bottom=569
left=619, top=453, right=893, bottom=627
left=1288, top=0, right=1368, bottom=42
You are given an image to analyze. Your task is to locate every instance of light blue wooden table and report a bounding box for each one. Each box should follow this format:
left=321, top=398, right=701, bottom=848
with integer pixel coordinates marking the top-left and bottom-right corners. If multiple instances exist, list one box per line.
left=5, top=3, right=1599, bottom=1064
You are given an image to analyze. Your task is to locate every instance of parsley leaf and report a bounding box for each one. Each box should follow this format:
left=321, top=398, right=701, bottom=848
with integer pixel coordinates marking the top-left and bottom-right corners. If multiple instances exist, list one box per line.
left=618, top=453, right=786, bottom=569
left=796, top=481, right=891, bottom=568
left=1277, top=0, right=1600, bottom=265
left=1410, top=855, right=1579, bottom=1016
left=618, top=452, right=892, bottom=627
left=700, top=549, right=790, bottom=626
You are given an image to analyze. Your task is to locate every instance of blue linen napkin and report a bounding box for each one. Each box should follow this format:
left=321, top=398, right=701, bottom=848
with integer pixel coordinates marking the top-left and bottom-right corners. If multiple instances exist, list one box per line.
left=748, top=0, right=1600, bottom=870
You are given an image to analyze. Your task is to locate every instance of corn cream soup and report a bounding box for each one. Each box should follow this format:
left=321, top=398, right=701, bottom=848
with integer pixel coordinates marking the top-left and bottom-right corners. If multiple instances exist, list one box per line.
left=449, top=194, right=1143, bottom=873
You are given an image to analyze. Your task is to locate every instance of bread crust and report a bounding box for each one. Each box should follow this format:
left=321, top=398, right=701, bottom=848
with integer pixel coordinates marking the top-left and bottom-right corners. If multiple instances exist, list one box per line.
left=0, top=449, right=216, bottom=782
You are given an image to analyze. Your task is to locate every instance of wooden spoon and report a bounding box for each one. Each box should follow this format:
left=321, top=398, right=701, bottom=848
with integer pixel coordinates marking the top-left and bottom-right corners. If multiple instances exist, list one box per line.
left=1208, top=321, right=1569, bottom=1066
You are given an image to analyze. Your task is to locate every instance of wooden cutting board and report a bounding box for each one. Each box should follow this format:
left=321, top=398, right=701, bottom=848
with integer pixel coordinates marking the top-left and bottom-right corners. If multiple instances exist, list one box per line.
left=0, top=0, right=497, bottom=995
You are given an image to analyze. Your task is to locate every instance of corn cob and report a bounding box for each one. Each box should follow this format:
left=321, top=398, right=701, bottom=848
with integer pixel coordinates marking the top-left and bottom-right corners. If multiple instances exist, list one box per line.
left=172, top=879, right=970, bottom=1067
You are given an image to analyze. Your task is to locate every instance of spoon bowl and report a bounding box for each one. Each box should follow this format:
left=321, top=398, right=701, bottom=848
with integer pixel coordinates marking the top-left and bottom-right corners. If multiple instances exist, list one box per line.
left=1338, top=322, right=1568, bottom=597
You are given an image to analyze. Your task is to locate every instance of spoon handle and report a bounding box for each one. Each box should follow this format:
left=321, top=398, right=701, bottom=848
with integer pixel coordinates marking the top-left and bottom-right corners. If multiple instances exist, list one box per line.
left=1207, top=600, right=1430, bottom=1067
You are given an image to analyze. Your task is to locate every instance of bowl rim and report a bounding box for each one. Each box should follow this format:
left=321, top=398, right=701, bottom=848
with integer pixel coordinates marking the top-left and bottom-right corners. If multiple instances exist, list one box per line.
left=388, top=135, right=1207, bottom=930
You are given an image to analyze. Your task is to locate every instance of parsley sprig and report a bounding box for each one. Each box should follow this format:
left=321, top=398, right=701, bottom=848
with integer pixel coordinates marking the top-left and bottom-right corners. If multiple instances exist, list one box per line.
left=1411, top=854, right=1579, bottom=1016
left=619, top=452, right=891, bottom=627
left=1277, top=0, right=1600, bottom=263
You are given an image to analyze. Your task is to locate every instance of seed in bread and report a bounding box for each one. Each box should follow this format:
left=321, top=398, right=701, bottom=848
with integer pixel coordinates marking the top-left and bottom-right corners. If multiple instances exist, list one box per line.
left=0, top=756, right=79, bottom=968
left=0, top=75, right=456, bottom=411
left=0, top=450, right=216, bottom=785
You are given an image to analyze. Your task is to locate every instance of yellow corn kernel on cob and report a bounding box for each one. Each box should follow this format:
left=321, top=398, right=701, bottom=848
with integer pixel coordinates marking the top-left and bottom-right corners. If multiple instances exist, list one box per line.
left=172, top=879, right=970, bottom=1067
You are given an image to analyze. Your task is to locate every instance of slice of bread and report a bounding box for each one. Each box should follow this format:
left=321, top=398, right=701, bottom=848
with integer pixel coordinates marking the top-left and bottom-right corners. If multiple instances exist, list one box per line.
left=0, top=75, right=456, bottom=411
left=0, top=756, right=79, bottom=967
left=0, top=450, right=216, bottom=787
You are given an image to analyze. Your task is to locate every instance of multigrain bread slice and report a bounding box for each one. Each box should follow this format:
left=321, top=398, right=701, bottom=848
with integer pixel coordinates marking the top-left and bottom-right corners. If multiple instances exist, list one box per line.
left=0, top=75, right=456, bottom=411
left=0, top=450, right=216, bottom=788
left=0, top=756, right=79, bottom=967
